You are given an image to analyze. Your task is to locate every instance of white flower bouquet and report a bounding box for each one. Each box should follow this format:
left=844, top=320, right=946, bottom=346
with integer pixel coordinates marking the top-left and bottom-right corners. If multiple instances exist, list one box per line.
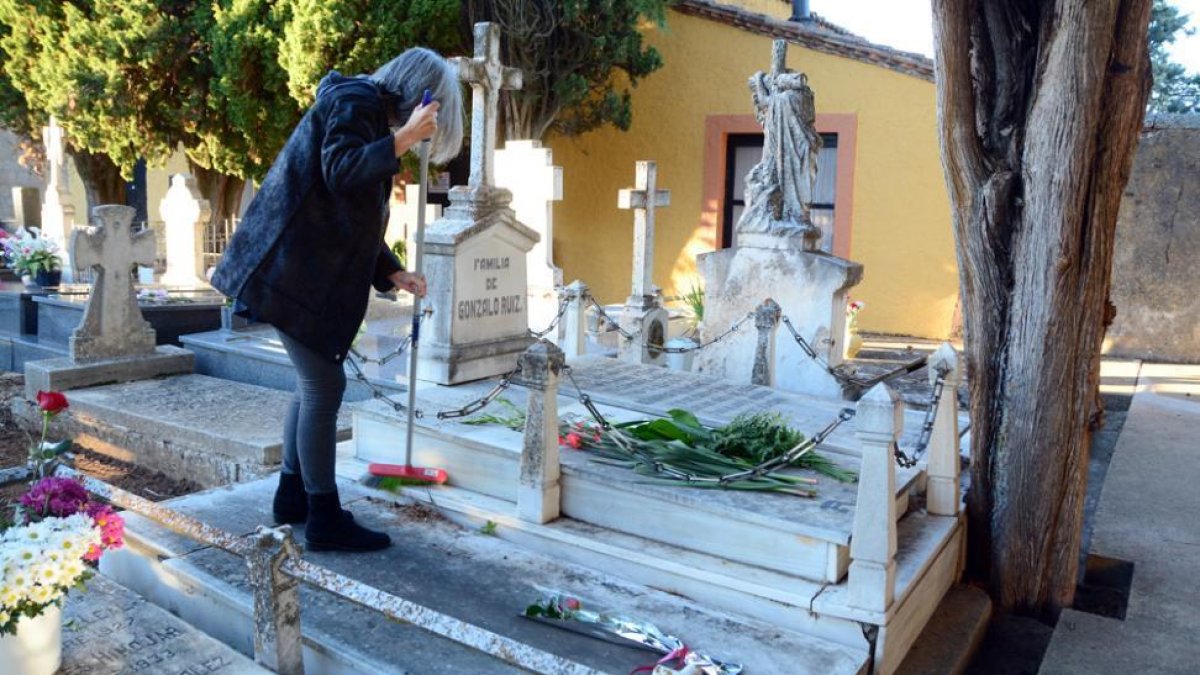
left=0, top=514, right=101, bottom=634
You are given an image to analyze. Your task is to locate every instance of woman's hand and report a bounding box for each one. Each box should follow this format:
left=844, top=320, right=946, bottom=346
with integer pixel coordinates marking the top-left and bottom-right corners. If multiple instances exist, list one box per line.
left=393, top=101, right=439, bottom=157
left=389, top=270, right=427, bottom=298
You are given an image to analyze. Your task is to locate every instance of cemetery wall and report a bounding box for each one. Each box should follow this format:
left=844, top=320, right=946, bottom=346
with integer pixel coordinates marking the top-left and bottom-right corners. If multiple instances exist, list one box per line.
left=549, top=10, right=958, bottom=339
left=1105, top=115, right=1200, bottom=364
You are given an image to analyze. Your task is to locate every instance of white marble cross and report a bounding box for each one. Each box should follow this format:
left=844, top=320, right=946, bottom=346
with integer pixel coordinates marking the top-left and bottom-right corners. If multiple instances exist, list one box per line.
left=452, top=22, right=523, bottom=191
left=69, top=205, right=158, bottom=361
left=618, top=161, right=670, bottom=299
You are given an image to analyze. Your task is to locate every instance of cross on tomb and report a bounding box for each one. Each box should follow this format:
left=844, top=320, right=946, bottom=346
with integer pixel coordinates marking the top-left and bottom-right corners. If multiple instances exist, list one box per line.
left=69, top=205, right=158, bottom=361
left=618, top=161, right=670, bottom=300
left=452, top=22, right=523, bottom=191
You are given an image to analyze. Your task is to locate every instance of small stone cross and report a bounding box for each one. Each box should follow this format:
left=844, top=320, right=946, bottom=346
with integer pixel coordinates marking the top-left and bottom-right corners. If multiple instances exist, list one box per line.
left=69, top=205, right=157, bottom=361
left=452, top=22, right=523, bottom=191
left=618, top=161, right=670, bottom=300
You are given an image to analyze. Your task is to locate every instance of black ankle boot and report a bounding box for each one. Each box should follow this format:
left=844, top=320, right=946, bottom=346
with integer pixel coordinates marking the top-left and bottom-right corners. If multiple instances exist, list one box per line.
left=305, top=491, right=391, bottom=552
left=272, top=472, right=307, bottom=525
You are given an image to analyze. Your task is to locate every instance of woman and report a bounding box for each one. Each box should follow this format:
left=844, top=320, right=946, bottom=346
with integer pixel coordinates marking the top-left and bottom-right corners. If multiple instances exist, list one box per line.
left=212, top=48, right=464, bottom=552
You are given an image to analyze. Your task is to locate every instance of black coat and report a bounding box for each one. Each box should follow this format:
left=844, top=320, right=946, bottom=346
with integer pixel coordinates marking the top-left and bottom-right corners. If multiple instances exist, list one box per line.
left=212, top=72, right=403, bottom=363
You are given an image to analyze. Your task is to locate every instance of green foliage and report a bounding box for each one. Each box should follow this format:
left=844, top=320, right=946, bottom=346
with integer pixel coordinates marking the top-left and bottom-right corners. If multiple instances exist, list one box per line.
left=466, top=0, right=669, bottom=140
left=479, top=520, right=498, bottom=536
left=682, top=281, right=704, bottom=328
left=279, top=0, right=462, bottom=107
left=1149, top=0, right=1200, bottom=114
left=462, top=396, right=526, bottom=431
left=390, top=239, right=408, bottom=268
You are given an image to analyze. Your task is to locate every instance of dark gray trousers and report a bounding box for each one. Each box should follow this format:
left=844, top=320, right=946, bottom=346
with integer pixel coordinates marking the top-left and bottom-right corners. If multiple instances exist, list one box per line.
left=278, top=331, right=345, bottom=495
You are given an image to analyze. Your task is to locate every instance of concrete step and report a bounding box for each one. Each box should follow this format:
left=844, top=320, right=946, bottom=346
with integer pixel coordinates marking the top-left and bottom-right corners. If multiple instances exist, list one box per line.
left=44, top=374, right=351, bottom=488
left=895, top=584, right=991, bottom=675
left=61, top=574, right=268, bottom=674
left=337, top=448, right=963, bottom=675
left=102, top=477, right=869, bottom=675
left=351, top=390, right=921, bottom=585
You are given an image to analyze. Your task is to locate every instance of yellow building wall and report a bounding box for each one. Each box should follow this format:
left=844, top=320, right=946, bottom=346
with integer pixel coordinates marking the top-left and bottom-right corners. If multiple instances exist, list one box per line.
left=547, top=11, right=958, bottom=338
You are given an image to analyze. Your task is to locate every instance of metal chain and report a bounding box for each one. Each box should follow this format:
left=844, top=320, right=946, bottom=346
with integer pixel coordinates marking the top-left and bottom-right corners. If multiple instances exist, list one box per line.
left=528, top=293, right=571, bottom=339
left=649, top=311, right=754, bottom=353
left=892, top=364, right=949, bottom=468
left=434, top=368, right=521, bottom=420
left=586, top=297, right=638, bottom=340
left=348, top=309, right=430, bottom=366
left=563, top=365, right=612, bottom=430
left=780, top=315, right=927, bottom=390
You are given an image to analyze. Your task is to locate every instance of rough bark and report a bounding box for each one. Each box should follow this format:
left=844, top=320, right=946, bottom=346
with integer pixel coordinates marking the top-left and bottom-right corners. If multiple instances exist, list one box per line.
left=71, top=149, right=127, bottom=211
left=932, top=0, right=1152, bottom=619
left=189, top=162, right=246, bottom=231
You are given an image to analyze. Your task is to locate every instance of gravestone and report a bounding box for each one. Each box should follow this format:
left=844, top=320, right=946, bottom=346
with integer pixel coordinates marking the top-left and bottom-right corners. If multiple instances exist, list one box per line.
left=494, top=140, right=564, bottom=335
left=159, top=173, right=211, bottom=287
left=11, top=186, right=40, bottom=230
left=418, top=22, right=538, bottom=384
left=39, top=117, right=77, bottom=280
left=617, top=161, right=671, bottom=366
left=24, top=205, right=193, bottom=398
left=696, top=41, right=862, bottom=399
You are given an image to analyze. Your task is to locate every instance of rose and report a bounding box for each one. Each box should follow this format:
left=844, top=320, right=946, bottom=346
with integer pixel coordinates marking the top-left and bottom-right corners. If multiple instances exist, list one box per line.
left=564, top=432, right=583, bottom=449
left=36, top=390, right=68, bottom=416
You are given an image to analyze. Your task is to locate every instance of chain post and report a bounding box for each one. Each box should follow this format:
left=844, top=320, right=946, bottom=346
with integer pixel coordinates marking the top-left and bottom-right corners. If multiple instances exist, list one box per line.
left=849, top=383, right=901, bottom=613
left=751, top=298, right=782, bottom=386
left=517, top=340, right=565, bottom=523
left=561, top=280, right=589, bottom=360
left=925, top=342, right=962, bottom=516
left=246, top=526, right=305, bottom=675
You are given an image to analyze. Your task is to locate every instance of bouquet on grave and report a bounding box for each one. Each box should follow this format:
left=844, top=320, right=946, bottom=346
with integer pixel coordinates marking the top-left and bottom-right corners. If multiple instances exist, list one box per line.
left=0, top=476, right=125, bottom=635
left=0, top=390, right=125, bottom=635
left=465, top=401, right=856, bottom=495
left=523, top=595, right=743, bottom=674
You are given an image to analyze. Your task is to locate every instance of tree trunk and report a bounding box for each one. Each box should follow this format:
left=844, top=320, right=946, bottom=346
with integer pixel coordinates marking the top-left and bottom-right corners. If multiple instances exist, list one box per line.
left=189, top=162, right=246, bottom=231
left=932, top=0, right=1152, bottom=619
left=70, top=149, right=126, bottom=213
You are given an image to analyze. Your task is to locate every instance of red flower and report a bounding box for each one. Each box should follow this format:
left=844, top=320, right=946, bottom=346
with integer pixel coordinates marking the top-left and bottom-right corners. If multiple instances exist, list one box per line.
left=564, top=432, right=583, bottom=449
left=36, top=390, right=68, bottom=415
left=563, top=597, right=581, bottom=611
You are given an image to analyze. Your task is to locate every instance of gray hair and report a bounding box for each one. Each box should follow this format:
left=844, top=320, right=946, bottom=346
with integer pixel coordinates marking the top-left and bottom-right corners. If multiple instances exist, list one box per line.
left=370, top=47, right=464, bottom=164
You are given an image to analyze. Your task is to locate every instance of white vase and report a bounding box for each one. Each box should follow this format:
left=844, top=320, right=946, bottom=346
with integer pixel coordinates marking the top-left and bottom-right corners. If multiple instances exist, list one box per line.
left=0, top=604, right=63, bottom=675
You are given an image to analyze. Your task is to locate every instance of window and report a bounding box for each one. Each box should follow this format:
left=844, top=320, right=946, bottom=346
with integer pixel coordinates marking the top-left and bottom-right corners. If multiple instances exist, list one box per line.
left=721, top=132, right=839, bottom=252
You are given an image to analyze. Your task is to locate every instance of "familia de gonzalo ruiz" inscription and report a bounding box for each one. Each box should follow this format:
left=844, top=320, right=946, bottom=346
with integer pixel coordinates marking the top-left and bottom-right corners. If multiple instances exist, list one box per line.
left=458, top=256, right=522, bottom=320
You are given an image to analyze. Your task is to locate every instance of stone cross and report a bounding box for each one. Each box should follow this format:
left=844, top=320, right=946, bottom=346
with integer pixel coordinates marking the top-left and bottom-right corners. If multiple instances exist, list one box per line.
left=69, top=205, right=157, bottom=361
left=40, top=117, right=76, bottom=279
left=44, top=117, right=66, bottom=191
left=618, top=161, right=671, bottom=301
left=159, top=174, right=212, bottom=286
left=452, top=22, right=523, bottom=191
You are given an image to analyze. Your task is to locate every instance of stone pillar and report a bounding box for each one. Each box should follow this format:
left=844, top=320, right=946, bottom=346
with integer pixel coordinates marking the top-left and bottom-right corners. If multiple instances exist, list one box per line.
left=849, top=383, right=901, bottom=613
left=518, top=340, right=564, bottom=524
left=925, top=342, right=962, bottom=517
left=39, top=118, right=76, bottom=281
left=751, top=298, right=781, bottom=386
left=246, top=526, right=304, bottom=675
left=561, top=280, right=589, bottom=360
left=159, top=174, right=212, bottom=287
left=495, top=140, right=564, bottom=334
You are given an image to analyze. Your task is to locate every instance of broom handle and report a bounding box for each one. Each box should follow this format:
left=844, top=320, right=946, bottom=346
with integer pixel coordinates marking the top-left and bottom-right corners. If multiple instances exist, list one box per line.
left=403, top=93, right=434, bottom=468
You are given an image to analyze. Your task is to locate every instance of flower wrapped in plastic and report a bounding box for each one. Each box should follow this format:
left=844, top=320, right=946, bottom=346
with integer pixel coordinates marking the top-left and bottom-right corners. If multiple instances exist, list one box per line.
left=523, top=595, right=742, bottom=675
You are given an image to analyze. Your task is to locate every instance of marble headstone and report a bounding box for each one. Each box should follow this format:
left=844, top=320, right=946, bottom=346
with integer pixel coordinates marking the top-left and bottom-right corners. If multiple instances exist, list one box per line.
left=159, top=174, right=212, bottom=287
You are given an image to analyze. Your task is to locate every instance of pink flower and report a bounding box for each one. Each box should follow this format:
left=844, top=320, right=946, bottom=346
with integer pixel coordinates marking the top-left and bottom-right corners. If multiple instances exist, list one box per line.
left=84, top=503, right=125, bottom=561
left=20, top=477, right=88, bottom=517
left=563, top=597, right=581, bottom=611
left=564, top=432, right=583, bottom=449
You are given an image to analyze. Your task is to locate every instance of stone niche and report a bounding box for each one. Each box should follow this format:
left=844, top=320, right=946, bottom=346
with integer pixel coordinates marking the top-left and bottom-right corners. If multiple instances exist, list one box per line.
left=418, top=187, right=539, bottom=384
left=695, top=246, right=861, bottom=399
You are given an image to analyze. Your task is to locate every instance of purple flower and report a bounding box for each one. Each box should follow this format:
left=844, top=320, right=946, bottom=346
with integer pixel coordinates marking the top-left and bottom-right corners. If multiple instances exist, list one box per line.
left=20, top=477, right=89, bottom=517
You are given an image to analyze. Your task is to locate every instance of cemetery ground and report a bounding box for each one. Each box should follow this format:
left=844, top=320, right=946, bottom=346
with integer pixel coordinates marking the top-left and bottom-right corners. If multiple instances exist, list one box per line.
left=0, top=372, right=201, bottom=503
